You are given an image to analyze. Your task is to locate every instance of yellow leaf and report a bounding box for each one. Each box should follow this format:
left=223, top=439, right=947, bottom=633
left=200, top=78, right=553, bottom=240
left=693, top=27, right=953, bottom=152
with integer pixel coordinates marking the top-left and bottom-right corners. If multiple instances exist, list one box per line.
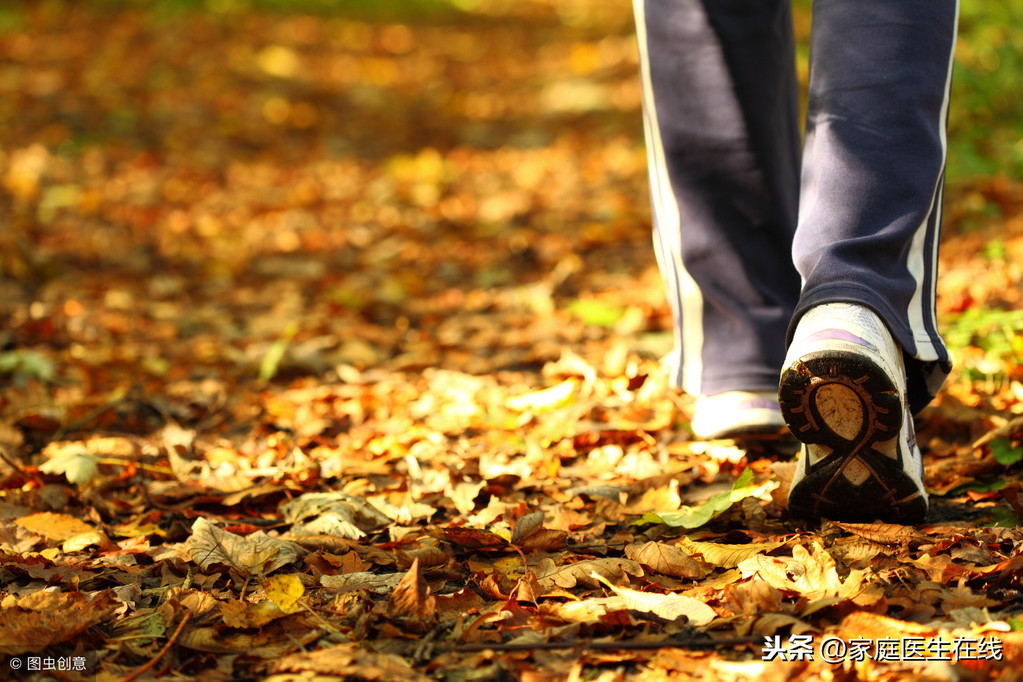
left=590, top=573, right=717, bottom=626
left=264, top=574, right=305, bottom=614
left=221, top=600, right=289, bottom=628
left=677, top=538, right=785, bottom=569
left=15, top=512, right=94, bottom=541
left=62, top=531, right=104, bottom=552
left=505, top=379, right=577, bottom=412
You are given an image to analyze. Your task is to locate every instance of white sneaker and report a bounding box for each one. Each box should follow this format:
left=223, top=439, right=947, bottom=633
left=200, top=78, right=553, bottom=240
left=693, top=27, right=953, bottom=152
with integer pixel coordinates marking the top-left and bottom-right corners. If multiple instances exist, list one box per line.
left=691, top=390, right=788, bottom=441
left=779, top=303, right=927, bottom=522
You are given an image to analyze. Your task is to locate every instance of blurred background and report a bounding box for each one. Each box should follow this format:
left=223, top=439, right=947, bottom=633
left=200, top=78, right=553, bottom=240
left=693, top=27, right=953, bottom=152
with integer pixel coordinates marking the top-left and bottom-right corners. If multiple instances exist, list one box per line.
left=0, top=0, right=1020, bottom=430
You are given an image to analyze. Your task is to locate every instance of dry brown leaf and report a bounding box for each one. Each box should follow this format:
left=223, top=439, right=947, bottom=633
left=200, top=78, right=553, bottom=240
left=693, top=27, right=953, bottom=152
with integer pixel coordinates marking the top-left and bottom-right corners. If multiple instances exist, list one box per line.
left=0, top=521, right=43, bottom=553
left=835, top=611, right=937, bottom=641
left=751, top=613, right=818, bottom=636
left=535, top=557, right=644, bottom=590
left=721, top=580, right=783, bottom=617
left=625, top=541, right=706, bottom=579
left=394, top=544, right=449, bottom=570
left=387, top=557, right=436, bottom=621
left=430, top=526, right=509, bottom=550
left=511, top=511, right=545, bottom=544
left=0, top=589, right=119, bottom=654
left=434, top=587, right=486, bottom=617
left=320, top=572, right=403, bottom=594
left=180, top=626, right=317, bottom=657
left=281, top=492, right=391, bottom=539
left=184, top=517, right=300, bottom=577
left=220, top=599, right=290, bottom=628
left=273, top=643, right=433, bottom=681
left=518, top=529, right=568, bottom=552
left=832, top=521, right=924, bottom=546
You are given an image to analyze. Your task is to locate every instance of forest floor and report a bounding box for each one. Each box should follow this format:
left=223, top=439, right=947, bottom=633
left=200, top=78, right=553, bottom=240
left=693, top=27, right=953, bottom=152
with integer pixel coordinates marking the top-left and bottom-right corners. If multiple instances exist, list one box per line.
left=1, top=1, right=1023, bottom=680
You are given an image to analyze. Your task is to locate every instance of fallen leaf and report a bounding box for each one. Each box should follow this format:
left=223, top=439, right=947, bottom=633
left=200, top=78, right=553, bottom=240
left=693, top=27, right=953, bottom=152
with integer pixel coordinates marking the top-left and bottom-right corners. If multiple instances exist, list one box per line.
left=831, top=521, right=924, bottom=546
left=264, top=573, right=305, bottom=614
left=14, top=512, right=95, bottom=541
left=535, top=557, right=644, bottom=590
left=625, top=541, right=706, bottom=579
left=430, top=526, right=510, bottom=550
left=639, top=469, right=777, bottom=529
left=281, top=492, right=391, bottom=539
left=38, top=448, right=100, bottom=486
left=221, top=599, right=290, bottom=628
left=387, top=557, right=436, bottom=622
left=505, top=379, right=577, bottom=412
left=273, top=643, right=433, bottom=681
left=511, top=511, right=545, bottom=544
left=320, top=572, right=403, bottom=594
left=591, top=573, right=717, bottom=626
left=0, top=590, right=119, bottom=654
left=677, top=538, right=785, bottom=569
left=184, top=517, right=300, bottom=577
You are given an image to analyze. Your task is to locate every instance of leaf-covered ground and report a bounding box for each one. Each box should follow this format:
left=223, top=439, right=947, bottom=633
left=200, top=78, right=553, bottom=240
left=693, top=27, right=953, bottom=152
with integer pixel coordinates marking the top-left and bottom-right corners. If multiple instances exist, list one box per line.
left=2, top=2, right=1023, bottom=680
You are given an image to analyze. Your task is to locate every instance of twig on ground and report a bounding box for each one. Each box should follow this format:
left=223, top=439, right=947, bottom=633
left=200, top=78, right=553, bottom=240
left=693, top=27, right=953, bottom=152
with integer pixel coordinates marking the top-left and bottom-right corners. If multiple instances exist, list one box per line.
left=121, top=611, right=192, bottom=682
left=0, top=445, right=32, bottom=479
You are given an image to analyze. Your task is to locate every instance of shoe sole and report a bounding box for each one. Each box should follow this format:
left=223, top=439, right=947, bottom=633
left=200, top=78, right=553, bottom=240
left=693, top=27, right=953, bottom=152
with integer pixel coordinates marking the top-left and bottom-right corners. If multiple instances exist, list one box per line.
left=779, top=350, right=927, bottom=522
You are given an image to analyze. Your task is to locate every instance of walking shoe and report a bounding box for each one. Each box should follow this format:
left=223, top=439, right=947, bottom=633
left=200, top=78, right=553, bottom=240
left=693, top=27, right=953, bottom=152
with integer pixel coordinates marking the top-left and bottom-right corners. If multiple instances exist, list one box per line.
left=691, top=390, right=788, bottom=441
left=779, top=303, right=928, bottom=522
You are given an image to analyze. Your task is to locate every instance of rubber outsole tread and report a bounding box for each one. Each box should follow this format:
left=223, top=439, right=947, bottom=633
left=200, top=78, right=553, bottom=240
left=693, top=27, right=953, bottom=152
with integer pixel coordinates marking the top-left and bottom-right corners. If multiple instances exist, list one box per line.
left=780, top=350, right=927, bottom=522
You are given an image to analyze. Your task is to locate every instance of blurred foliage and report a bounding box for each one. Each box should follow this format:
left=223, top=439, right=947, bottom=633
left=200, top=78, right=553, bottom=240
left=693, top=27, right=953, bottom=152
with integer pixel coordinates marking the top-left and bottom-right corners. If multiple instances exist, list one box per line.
left=792, top=0, right=1023, bottom=194
left=948, top=2, right=1023, bottom=185
left=2, top=0, right=1015, bottom=189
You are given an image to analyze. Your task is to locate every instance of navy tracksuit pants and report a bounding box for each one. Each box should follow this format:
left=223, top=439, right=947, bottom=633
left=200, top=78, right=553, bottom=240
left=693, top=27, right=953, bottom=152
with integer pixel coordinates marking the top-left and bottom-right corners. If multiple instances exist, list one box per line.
left=635, top=0, right=957, bottom=414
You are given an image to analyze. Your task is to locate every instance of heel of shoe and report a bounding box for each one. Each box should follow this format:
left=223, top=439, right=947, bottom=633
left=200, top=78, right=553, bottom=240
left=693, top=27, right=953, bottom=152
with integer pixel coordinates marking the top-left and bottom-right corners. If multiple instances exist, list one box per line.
left=780, top=350, right=926, bottom=522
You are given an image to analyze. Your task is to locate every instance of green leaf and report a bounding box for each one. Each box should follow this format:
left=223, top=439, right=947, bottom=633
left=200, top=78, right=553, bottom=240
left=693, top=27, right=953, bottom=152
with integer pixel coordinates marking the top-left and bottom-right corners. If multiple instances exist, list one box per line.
left=638, top=468, right=776, bottom=530
left=568, top=299, right=625, bottom=328
left=989, top=506, right=1021, bottom=529
left=1007, top=617, right=1023, bottom=632
left=990, top=437, right=1023, bottom=467
left=0, top=350, right=55, bottom=382
left=259, top=322, right=299, bottom=382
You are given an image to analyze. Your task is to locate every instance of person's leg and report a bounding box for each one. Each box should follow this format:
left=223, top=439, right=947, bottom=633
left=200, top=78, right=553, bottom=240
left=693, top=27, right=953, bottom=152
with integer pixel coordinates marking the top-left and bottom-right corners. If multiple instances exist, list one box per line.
left=634, top=0, right=802, bottom=410
left=782, top=0, right=958, bottom=521
left=791, top=0, right=958, bottom=414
